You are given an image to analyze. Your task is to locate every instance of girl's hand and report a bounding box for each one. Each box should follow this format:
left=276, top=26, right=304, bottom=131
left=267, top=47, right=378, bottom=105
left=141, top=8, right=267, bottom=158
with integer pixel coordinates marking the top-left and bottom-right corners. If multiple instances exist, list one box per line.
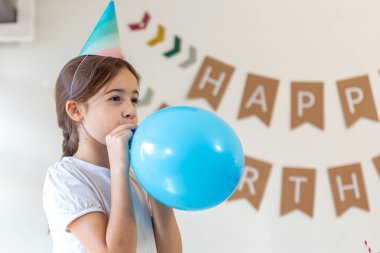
left=105, top=124, right=137, bottom=172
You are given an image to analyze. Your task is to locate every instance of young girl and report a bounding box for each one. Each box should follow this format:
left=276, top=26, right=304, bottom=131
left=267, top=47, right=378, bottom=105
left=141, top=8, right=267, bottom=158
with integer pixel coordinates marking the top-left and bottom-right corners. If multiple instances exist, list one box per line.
left=43, top=55, right=182, bottom=253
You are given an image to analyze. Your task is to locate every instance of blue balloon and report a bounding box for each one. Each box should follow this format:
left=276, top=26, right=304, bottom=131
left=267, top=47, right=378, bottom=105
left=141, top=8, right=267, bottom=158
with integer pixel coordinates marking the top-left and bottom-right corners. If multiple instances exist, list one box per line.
left=130, top=106, right=244, bottom=210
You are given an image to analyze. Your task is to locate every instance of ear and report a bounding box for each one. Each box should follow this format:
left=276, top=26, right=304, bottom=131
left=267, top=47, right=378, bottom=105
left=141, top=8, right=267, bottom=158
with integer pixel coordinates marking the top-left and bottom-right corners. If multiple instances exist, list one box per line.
left=66, top=100, right=84, bottom=123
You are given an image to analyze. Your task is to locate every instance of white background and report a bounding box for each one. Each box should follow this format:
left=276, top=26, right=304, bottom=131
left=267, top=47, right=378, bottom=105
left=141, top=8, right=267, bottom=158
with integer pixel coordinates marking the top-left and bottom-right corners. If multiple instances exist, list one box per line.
left=1, top=0, right=380, bottom=252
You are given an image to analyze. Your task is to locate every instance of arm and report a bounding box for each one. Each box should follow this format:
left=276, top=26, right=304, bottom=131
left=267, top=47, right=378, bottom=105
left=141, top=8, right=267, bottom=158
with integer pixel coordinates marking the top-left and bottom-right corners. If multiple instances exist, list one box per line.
left=150, top=197, right=182, bottom=253
left=68, top=124, right=137, bottom=253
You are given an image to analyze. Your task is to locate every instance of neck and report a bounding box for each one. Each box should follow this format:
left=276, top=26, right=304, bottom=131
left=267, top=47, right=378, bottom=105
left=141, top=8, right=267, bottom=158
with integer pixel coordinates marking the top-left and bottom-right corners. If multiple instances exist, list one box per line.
left=73, top=126, right=110, bottom=169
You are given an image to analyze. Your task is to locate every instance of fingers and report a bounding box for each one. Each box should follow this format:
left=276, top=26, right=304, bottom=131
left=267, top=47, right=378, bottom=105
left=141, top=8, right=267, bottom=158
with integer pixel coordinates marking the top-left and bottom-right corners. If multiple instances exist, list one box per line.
left=109, top=124, right=138, bottom=135
left=106, top=124, right=137, bottom=144
left=114, top=129, right=134, bottom=140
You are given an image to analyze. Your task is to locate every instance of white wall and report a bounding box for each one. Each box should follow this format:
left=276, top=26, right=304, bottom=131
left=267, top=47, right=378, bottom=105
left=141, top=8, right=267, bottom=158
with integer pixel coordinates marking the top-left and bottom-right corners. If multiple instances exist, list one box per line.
left=1, top=0, right=380, bottom=252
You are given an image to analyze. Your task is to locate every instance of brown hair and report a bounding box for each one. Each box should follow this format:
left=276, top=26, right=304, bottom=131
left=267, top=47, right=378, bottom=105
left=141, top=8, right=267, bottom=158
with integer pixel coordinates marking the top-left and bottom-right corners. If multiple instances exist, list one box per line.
left=55, top=55, right=140, bottom=158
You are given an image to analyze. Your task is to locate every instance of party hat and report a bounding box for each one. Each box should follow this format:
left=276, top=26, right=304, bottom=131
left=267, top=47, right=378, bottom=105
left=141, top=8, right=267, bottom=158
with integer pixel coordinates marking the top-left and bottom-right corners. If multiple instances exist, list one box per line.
left=80, top=0, right=123, bottom=58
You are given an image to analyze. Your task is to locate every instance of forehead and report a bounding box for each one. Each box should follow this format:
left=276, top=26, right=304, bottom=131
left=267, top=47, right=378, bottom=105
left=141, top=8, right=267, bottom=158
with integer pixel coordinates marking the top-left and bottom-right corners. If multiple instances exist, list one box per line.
left=105, top=68, right=139, bottom=91
left=86, top=68, right=139, bottom=104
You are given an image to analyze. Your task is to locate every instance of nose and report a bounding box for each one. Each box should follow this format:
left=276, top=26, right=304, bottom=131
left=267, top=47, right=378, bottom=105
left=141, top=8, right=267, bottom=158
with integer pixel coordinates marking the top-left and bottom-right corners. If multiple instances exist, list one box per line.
left=122, top=105, right=137, bottom=119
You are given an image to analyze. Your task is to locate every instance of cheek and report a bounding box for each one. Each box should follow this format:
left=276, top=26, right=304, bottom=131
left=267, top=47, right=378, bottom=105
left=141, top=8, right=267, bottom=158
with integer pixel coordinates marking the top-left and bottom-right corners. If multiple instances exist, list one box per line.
left=85, top=113, right=119, bottom=144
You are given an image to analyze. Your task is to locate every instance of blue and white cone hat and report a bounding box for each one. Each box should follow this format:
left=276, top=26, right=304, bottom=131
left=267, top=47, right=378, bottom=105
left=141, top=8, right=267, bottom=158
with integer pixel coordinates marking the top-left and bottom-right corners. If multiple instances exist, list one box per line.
left=79, top=0, right=123, bottom=58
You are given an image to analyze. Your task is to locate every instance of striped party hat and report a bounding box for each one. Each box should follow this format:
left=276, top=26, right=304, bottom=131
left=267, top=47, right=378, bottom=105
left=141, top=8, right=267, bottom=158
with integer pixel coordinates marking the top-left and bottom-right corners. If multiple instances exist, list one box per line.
left=80, top=0, right=123, bottom=58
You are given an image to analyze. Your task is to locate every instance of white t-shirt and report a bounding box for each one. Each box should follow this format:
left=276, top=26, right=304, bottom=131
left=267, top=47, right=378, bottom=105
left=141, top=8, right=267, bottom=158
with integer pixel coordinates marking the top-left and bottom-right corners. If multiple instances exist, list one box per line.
left=43, top=156, right=157, bottom=253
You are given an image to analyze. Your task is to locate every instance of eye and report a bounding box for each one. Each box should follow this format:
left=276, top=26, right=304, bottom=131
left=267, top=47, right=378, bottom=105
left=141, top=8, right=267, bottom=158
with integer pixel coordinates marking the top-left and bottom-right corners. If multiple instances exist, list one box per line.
left=109, top=95, right=121, bottom=102
left=132, top=98, right=139, bottom=104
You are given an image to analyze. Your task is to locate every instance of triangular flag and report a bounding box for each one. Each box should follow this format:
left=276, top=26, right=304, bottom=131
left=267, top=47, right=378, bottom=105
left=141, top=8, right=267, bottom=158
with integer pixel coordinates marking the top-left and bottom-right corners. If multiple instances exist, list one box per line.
left=80, top=0, right=123, bottom=58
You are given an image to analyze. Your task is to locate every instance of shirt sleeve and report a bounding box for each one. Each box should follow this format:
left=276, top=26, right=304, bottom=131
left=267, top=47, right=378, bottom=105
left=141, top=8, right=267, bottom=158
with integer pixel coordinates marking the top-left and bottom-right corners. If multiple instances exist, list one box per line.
left=43, top=164, right=106, bottom=233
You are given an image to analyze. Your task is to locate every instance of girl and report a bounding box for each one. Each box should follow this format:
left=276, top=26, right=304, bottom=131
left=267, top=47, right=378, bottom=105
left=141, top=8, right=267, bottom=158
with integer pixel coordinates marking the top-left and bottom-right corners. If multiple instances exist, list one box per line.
left=43, top=55, right=182, bottom=253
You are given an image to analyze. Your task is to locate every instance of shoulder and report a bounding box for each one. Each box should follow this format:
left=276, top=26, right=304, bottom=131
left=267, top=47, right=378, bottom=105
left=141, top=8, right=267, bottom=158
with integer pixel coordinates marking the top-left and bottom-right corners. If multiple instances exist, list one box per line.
left=43, top=157, right=105, bottom=213
left=44, top=157, right=85, bottom=186
left=42, top=157, right=90, bottom=207
left=43, top=158, right=107, bottom=233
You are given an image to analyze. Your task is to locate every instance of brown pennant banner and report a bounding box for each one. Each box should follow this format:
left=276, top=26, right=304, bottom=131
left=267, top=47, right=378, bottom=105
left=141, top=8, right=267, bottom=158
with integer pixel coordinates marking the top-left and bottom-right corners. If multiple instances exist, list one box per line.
left=187, top=56, right=235, bottom=111
left=291, top=82, right=324, bottom=130
left=336, top=75, right=379, bottom=128
left=157, top=103, right=170, bottom=110
left=328, top=163, right=369, bottom=217
left=237, top=73, right=279, bottom=126
left=372, top=155, right=380, bottom=177
left=228, top=156, right=272, bottom=210
left=280, top=167, right=316, bottom=217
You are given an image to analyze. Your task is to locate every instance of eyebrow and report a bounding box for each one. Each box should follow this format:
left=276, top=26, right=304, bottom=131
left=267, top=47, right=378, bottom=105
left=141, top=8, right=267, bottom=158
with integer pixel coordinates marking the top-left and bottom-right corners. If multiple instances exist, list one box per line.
left=105, top=88, right=139, bottom=96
